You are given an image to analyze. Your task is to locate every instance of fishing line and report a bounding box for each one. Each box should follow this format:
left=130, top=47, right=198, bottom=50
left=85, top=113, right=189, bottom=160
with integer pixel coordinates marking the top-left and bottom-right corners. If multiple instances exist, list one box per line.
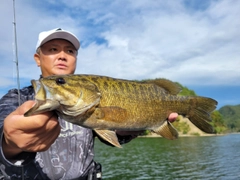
left=12, top=0, right=21, bottom=106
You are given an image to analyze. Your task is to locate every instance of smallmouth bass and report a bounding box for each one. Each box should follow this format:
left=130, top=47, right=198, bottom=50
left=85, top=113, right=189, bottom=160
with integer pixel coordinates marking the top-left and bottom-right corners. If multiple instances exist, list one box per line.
left=25, top=74, right=218, bottom=147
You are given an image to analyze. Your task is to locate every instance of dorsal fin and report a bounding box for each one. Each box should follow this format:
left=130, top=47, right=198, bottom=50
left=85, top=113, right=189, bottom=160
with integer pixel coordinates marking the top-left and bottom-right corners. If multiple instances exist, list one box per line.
left=142, top=78, right=181, bottom=95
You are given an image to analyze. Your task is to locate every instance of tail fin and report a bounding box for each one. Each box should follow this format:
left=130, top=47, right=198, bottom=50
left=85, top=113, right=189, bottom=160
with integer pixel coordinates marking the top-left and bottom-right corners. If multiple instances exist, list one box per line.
left=187, top=97, right=217, bottom=133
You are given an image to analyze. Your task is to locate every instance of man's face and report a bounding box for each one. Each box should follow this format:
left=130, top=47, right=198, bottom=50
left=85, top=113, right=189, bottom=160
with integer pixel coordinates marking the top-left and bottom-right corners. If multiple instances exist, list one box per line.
left=34, top=39, right=78, bottom=77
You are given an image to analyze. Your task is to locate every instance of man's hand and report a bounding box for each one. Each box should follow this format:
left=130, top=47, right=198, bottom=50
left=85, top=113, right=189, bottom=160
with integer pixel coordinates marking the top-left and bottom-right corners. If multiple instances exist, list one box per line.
left=2, top=101, right=61, bottom=159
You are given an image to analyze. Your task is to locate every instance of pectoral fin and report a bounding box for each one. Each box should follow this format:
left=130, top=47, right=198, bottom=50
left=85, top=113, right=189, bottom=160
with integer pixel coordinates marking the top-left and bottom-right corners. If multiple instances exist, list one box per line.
left=94, top=106, right=128, bottom=123
left=153, top=121, right=179, bottom=140
left=94, top=129, right=122, bottom=148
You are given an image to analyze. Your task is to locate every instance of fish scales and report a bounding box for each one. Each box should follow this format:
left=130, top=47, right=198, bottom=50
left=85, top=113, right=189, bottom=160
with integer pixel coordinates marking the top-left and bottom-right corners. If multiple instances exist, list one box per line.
left=79, top=76, right=197, bottom=126
left=25, top=74, right=218, bottom=147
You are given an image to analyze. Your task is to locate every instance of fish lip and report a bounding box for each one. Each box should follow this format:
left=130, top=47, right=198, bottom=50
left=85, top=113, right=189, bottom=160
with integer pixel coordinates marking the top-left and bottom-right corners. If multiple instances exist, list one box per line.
left=31, top=80, right=41, bottom=95
left=31, top=79, right=51, bottom=101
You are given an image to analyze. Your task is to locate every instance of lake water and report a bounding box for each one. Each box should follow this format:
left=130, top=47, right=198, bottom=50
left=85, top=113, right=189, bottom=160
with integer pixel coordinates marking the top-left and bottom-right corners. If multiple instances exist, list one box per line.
left=94, top=134, right=240, bottom=180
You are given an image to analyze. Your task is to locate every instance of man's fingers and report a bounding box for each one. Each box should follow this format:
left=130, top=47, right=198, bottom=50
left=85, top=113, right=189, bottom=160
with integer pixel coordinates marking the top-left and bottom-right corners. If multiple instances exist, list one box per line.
left=168, top=113, right=178, bottom=123
left=8, top=101, right=57, bottom=131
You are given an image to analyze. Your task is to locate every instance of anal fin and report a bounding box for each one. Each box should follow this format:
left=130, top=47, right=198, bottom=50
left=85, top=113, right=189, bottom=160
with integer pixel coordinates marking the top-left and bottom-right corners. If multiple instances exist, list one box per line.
left=94, top=129, right=122, bottom=148
left=153, top=121, right=179, bottom=140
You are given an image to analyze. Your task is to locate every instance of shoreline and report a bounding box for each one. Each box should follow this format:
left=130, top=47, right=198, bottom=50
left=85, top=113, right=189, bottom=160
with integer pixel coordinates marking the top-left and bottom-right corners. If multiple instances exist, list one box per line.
left=139, top=133, right=227, bottom=138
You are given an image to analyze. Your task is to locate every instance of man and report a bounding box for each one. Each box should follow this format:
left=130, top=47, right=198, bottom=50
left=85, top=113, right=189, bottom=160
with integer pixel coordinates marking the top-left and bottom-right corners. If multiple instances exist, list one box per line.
left=0, top=28, right=178, bottom=179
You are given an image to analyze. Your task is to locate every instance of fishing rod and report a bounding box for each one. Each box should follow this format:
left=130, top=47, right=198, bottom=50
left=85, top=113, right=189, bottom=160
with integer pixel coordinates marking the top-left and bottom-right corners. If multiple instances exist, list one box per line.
left=12, top=0, right=21, bottom=106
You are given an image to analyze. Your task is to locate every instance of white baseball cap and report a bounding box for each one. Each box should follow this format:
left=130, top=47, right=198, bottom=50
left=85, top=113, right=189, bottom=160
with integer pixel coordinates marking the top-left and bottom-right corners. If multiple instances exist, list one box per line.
left=36, top=28, right=80, bottom=51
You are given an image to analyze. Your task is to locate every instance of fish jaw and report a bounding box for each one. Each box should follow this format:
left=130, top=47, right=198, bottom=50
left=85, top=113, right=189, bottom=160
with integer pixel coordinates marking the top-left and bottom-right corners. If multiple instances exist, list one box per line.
left=24, top=79, right=61, bottom=116
left=24, top=100, right=60, bottom=116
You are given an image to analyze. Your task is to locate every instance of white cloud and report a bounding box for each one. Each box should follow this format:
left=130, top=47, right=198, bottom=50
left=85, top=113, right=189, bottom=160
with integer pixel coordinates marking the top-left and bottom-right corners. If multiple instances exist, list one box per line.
left=0, top=0, right=240, bottom=101
left=75, top=0, right=240, bottom=86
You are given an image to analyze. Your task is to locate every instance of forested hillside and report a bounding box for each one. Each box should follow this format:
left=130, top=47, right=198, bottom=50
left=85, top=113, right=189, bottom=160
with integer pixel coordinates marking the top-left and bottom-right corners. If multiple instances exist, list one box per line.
left=219, top=105, right=240, bottom=132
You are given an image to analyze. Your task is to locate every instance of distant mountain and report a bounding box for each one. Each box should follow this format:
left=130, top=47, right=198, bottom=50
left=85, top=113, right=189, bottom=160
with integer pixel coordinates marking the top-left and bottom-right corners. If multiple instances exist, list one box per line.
left=219, top=104, right=240, bottom=132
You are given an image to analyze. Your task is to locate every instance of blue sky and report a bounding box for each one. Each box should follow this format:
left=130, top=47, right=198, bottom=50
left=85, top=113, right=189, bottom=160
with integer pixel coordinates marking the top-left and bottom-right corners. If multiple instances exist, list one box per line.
left=1, top=0, right=239, bottom=109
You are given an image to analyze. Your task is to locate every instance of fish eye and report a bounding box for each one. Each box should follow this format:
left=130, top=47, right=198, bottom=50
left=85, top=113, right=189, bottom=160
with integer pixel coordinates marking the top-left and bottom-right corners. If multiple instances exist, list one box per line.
left=56, top=77, right=66, bottom=85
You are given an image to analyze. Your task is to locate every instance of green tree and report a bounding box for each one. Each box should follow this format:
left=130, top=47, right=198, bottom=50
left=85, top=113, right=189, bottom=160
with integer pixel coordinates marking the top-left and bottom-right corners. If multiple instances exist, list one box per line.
left=211, top=110, right=227, bottom=133
left=219, top=105, right=240, bottom=132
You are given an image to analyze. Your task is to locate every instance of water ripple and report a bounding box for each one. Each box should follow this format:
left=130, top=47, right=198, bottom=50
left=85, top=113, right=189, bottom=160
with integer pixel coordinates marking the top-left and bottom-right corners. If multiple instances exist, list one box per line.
left=94, top=134, right=240, bottom=180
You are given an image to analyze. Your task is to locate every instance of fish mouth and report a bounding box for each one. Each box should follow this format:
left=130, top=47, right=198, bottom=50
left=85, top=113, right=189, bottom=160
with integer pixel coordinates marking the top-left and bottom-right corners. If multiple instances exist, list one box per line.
left=25, top=79, right=100, bottom=117
left=24, top=79, right=60, bottom=116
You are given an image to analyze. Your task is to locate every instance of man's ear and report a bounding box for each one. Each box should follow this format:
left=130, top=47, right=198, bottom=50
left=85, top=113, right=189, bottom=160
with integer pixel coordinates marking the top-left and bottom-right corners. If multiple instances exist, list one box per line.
left=34, top=53, right=40, bottom=67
